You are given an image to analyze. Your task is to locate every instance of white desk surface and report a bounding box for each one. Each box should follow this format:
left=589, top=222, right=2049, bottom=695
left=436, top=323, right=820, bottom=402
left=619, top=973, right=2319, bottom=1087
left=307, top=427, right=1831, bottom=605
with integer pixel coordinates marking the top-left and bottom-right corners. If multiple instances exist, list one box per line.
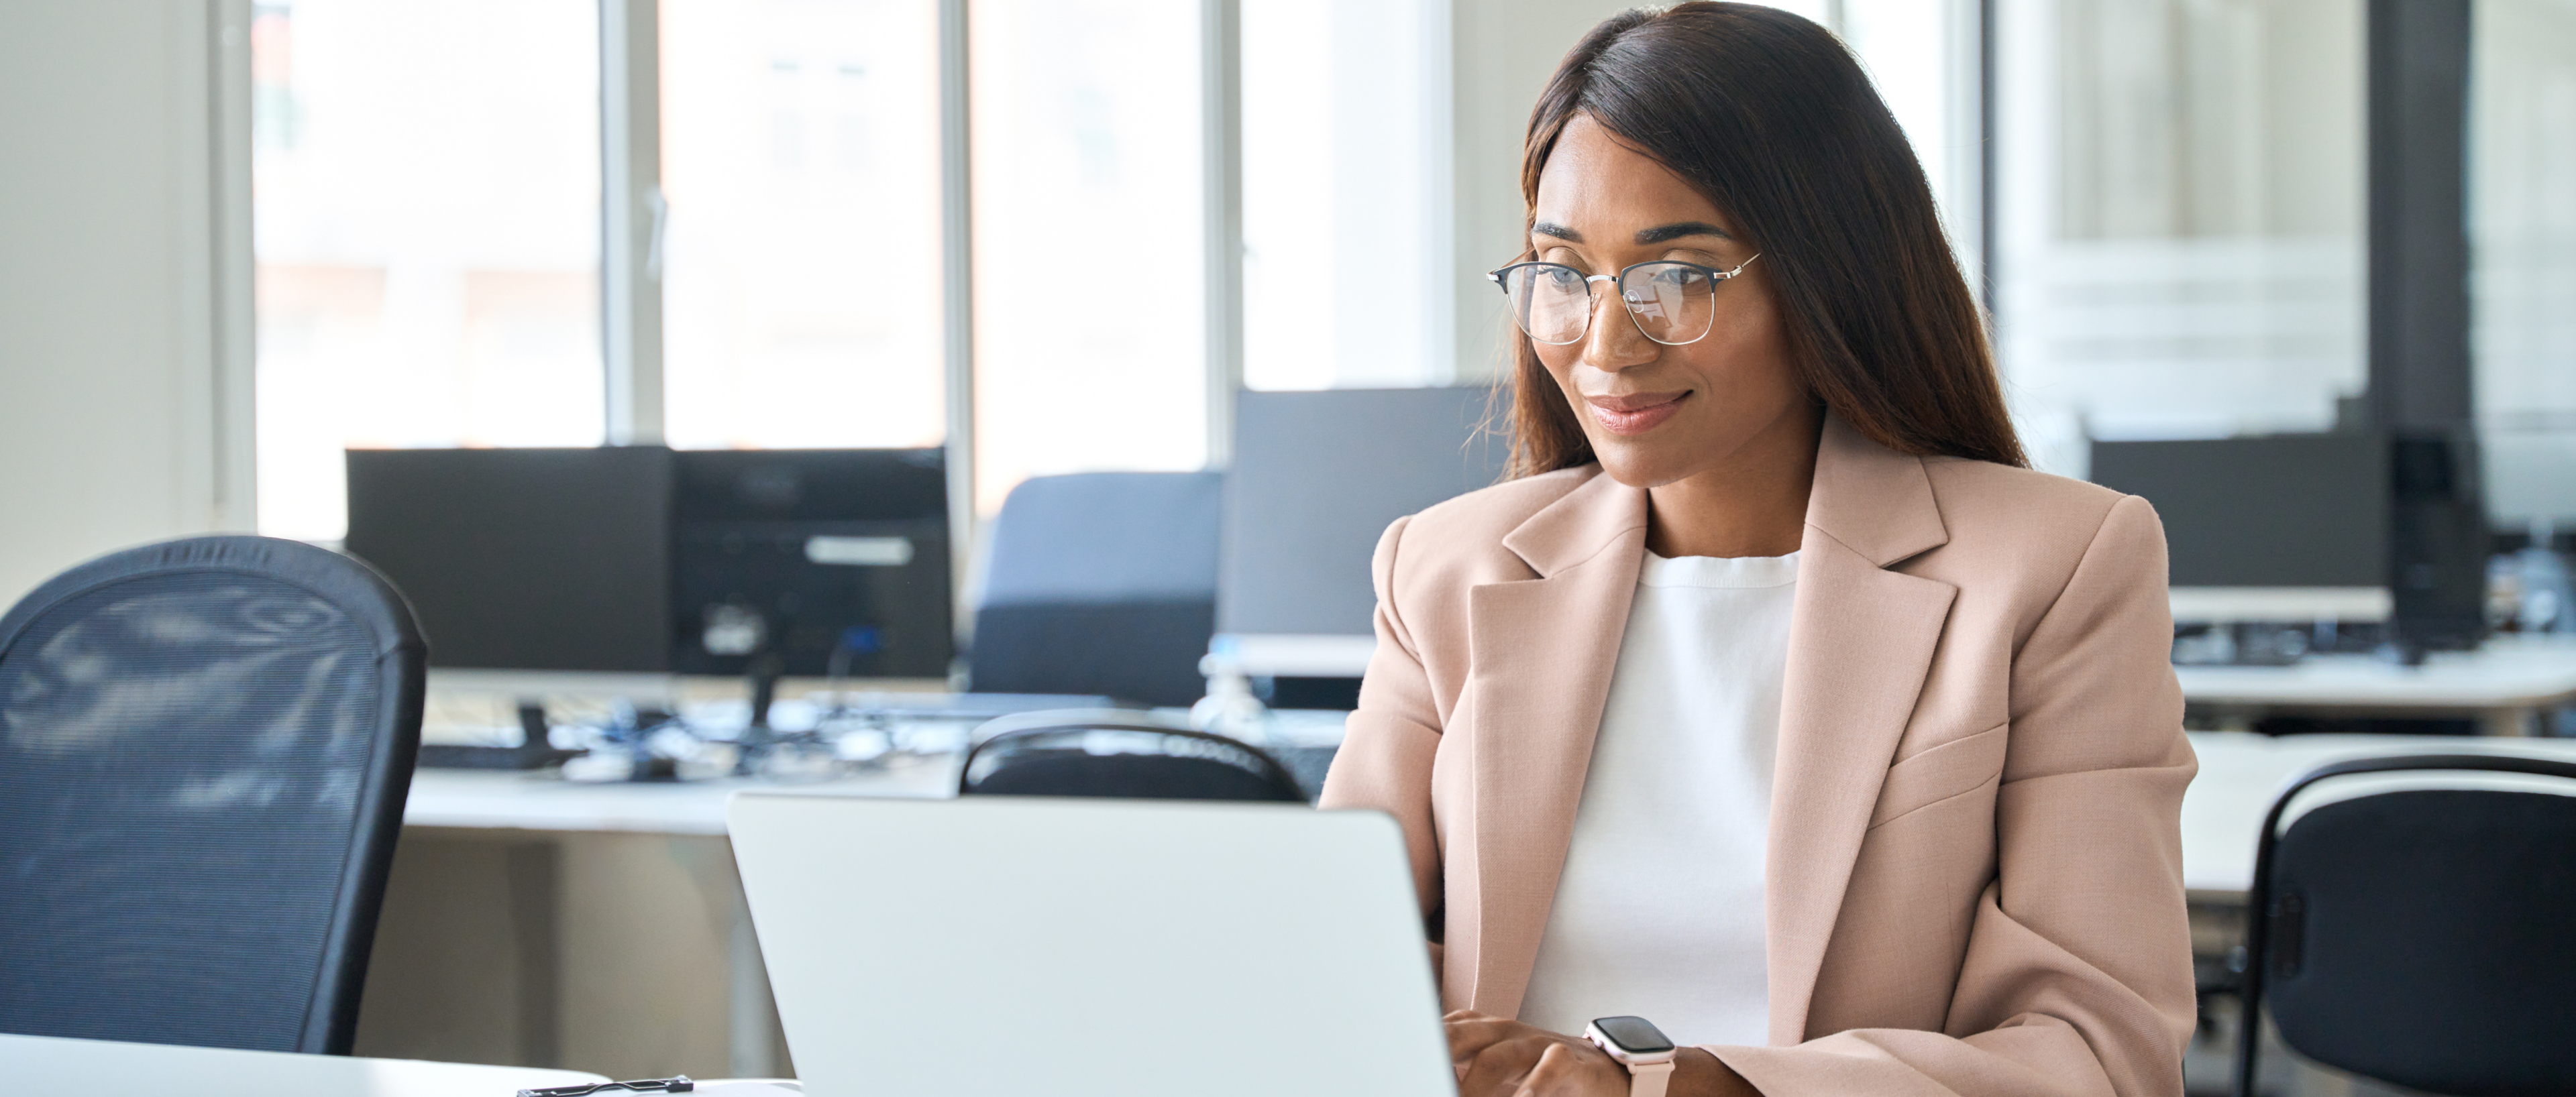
left=2179, top=732, right=2576, bottom=893
left=2173, top=634, right=2576, bottom=709
left=405, top=757, right=956, bottom=835
left=405, top=724, right=2576, bottom=898
left=7, top=1031, right=606, bottom=1096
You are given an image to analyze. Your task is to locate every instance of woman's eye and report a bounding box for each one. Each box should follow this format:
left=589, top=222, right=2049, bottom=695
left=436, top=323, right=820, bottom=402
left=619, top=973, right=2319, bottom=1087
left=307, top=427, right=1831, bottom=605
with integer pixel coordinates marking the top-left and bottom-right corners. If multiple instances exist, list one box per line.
left=1544, top=267, right=1585, bottom=288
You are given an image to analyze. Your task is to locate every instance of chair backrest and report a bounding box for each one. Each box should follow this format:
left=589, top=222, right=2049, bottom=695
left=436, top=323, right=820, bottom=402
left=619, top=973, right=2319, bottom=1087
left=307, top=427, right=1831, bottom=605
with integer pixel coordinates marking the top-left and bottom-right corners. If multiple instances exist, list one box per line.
left=959, top=715, right=1305, bottom=803
left=2236, top=754, right=2576, bottom=1097
left=0, top=536, right=427, bottom=1054
left=970, top=471, right=1222, bottom=706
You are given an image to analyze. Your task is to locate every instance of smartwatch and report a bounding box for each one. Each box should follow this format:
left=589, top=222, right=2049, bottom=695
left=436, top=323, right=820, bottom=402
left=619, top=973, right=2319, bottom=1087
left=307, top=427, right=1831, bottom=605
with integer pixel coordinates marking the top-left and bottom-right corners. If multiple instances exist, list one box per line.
left=1584, top=1015, right=1677, bottom=1097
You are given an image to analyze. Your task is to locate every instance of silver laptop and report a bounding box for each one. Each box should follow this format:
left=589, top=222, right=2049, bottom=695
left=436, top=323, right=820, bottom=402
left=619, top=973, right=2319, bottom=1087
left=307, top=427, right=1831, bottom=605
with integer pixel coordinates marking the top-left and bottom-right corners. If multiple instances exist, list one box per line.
left=728, top=793, right=1456, bottom=1097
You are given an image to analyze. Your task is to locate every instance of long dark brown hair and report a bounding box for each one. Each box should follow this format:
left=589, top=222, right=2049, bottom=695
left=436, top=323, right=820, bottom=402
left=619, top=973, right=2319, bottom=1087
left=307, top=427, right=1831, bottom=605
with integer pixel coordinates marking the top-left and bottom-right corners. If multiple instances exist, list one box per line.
left=1503, top=2, right=2025, bottom=477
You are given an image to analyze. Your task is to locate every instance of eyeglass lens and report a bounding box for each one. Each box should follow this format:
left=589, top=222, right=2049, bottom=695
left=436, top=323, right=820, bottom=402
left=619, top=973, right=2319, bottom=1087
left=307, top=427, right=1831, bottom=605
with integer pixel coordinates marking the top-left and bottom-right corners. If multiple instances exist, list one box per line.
left=1499, top=262, right=1722, bottom=347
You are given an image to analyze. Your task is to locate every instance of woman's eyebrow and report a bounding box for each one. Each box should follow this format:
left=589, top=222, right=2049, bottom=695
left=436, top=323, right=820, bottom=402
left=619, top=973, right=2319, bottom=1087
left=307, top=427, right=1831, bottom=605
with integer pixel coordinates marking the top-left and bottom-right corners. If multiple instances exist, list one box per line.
left=1635, top=221, right=1731, bottom=243
left=1532, top=221, right=1583, bottom=242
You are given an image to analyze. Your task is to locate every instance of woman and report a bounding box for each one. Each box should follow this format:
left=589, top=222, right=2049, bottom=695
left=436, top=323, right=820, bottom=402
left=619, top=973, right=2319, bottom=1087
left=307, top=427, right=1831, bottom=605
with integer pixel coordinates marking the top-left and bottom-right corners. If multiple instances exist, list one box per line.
left=1316, top=6, right=2196, bottom=1097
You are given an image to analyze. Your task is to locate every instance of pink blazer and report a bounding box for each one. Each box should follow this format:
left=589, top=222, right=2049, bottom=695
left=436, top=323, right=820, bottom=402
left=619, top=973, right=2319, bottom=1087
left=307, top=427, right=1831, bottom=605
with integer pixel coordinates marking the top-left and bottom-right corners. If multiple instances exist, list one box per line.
left=1319, top=413, right=2198, bottom=1097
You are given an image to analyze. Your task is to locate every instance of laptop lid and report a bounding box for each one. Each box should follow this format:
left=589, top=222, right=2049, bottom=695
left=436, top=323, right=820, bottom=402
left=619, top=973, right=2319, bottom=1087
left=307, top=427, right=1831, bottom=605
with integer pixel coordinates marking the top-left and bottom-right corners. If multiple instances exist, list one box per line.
left=728, top=793, right=1455, bottom=1097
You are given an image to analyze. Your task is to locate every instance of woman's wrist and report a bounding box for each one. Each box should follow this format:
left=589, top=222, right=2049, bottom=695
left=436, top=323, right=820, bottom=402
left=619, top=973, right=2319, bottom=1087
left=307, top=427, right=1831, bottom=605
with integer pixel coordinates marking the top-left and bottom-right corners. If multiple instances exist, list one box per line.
left=1667, top=1047, right=1758, bottom=1097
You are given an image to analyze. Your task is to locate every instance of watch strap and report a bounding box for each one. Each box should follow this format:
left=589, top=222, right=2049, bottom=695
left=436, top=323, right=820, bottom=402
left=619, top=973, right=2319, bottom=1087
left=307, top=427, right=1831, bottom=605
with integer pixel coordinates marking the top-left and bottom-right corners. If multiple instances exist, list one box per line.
left=1627, top=1057, right=1673, bottom=1097
left=1583, top=1022, right=1678, bottom=1097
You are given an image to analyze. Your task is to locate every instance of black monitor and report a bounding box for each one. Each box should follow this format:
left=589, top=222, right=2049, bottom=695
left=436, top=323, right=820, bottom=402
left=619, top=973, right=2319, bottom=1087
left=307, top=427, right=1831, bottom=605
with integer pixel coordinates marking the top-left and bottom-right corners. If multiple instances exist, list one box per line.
left=670, top=448, right=951, bottom=679
left=345, top=447, right=674, bottom=671
left=344, top=446, right=953, bottom=677
left=2088, top=433, right=2390, bottom=622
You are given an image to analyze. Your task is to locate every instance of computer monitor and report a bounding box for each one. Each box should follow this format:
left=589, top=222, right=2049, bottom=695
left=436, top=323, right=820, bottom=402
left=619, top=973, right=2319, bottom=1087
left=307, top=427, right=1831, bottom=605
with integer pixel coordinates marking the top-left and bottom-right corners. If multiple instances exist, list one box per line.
left=670, top=448, right=951, bottom=679
left=1219, top=387, right=1510, bottom=685
left=344, top=446, right=953, bottom=678
left=345, top=447, right=675, bottom=672
left=2087, top=434, right=2391, bottom=623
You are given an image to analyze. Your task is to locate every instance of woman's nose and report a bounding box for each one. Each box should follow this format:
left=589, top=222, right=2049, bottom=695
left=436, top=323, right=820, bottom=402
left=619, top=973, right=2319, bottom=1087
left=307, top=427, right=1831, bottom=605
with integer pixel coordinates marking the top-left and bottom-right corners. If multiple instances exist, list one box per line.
left=1579, top=291, right=1657, bottom=372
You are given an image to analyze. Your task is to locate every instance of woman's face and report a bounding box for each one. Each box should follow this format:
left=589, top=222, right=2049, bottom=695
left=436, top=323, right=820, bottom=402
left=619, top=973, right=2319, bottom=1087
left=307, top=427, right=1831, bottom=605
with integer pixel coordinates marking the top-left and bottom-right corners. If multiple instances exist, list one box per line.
left=1526, top=114, right=1809, bottom=489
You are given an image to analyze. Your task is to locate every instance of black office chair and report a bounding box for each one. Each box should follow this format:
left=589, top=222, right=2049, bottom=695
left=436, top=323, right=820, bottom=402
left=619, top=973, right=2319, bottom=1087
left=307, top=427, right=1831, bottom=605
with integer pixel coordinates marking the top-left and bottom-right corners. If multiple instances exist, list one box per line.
left=959, top=713, right=1306, bottom=803
left=0, top=536, right=427, bottom=1054
left=2235, top=754, right=2576, bottom=1097
left=969, top=471, right=1223, bottom=707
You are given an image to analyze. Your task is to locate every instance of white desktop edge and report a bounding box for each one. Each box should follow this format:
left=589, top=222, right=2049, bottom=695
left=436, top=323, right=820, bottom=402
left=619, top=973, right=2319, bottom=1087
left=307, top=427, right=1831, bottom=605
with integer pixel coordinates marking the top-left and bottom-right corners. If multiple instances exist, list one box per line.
left=6, top=1031, right=608, bottom=1094
left=1214, top=633, right=1377, bottom=678
left=2168, top=586, right=2391, bottom=624
left=427, top=667, right=686, bottom=700
left=425, top=669, right=954, bottom=699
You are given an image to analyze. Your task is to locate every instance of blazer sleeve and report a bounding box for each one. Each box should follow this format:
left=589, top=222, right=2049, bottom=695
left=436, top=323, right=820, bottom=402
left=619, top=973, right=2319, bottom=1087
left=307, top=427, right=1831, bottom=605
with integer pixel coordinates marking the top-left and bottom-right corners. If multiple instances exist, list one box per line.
left=1712, top=494, right=2200, bottom=1097
left=1319, top=515, right=1447, bottom=939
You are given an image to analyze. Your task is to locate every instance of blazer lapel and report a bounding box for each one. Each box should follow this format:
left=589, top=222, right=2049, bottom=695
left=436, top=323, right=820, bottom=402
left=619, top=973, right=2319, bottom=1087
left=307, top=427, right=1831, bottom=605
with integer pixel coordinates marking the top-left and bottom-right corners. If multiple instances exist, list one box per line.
left=1464, top=469, right=1650, bottom=1017
left=1763, top=415, right=1959, bottom=1044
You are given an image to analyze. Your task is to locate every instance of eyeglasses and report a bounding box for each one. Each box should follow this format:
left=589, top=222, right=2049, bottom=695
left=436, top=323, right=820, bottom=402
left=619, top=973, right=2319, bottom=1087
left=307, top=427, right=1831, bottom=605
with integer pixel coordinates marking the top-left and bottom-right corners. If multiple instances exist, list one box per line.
left=1487, top=254, right=1761, bottom=347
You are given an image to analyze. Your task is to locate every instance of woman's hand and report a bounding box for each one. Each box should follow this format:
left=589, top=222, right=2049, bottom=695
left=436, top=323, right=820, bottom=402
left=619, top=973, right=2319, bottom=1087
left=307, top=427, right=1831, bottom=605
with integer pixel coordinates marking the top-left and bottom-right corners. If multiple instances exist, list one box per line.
left=1445, top=1010, right=1764, bottom=1097
left=1446, top=1010, right=1628, bottom=1097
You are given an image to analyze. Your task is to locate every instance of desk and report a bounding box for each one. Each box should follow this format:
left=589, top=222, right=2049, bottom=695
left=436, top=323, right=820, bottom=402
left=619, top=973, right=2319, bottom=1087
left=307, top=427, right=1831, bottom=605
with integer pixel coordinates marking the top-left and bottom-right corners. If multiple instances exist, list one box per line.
left=1234, top=635, right=2576, bottom=737
left=2179, top=732, right=2576, bottom=894
left=378, top=758, right=955, bottom=1079
left=2176, top=634, right=2576, bottom=736
left=384, top=714, right=2573, bottom=1076
left=8, top=1031, right=604, bottom=1096
left=405, top=728, right=2576, bottom=900
left=383, top=706, right=1345, bottom=1076
left=404, top=758, right=955, bottom=836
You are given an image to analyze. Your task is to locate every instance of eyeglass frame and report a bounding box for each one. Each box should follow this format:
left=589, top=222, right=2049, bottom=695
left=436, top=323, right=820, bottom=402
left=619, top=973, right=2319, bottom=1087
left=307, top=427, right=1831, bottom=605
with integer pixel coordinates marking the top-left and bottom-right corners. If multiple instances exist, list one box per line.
left=1485, top=253, right=1762, bottom=347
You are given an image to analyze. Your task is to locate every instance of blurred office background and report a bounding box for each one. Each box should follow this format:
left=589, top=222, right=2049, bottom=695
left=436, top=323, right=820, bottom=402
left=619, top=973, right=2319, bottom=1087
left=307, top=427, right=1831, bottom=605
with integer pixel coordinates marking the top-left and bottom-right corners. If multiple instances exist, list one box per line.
left=0, top=0, right=1998, bottom=591
left=5, top=0, right=2576, bottom=1090
left=9, top=0, right=2573, bottom=601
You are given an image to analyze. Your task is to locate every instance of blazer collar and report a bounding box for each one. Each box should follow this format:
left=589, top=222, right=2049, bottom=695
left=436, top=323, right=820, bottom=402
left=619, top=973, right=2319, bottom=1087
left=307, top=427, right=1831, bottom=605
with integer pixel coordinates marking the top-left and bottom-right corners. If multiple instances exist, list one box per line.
left=1463, top=412, right=1960, bottom=1036
left=1804, top=412, right=1949, bottom=567
left=1499, top=465, right=1648, bottom=578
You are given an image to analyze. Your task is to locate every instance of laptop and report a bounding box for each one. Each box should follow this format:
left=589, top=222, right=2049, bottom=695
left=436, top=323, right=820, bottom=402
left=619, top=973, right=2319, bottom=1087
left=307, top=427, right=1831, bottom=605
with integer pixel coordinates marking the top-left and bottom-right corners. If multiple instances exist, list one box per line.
left=727, top=793, right=1458, bottom=1097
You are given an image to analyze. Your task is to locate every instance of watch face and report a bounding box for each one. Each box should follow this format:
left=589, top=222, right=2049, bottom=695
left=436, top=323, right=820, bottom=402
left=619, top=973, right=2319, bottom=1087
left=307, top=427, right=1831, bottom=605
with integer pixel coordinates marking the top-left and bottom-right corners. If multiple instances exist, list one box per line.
left=1591, top=1015, right=1675, bottom=1055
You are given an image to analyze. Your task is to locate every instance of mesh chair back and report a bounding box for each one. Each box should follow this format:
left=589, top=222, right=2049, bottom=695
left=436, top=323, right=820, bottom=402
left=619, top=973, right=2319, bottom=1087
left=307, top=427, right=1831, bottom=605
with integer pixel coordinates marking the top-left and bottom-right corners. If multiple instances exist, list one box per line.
left=971, top=471, right=1222, bottom=705
left=2237, top=755, right=2576, bottom=1097
left=961, top=722, right=1305, bottom=803
left=0, top=536, right=426, bottom=1054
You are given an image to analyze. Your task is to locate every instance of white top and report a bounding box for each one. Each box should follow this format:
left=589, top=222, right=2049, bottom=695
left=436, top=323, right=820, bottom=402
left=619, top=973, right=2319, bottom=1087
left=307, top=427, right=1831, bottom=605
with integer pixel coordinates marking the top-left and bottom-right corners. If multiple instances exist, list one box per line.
left=1518, top=551, right=1798, bottom=1048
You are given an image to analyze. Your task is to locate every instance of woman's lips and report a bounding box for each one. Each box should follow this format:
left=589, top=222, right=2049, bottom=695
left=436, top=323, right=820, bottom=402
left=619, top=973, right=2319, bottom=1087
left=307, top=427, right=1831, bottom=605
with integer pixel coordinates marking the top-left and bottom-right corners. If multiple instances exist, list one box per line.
left=1586, top=391, right=1689, bottom=435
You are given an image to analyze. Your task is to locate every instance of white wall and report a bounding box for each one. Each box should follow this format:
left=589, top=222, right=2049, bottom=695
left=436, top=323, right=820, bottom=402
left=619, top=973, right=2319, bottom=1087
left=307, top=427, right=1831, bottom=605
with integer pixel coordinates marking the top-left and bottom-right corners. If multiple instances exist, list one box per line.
left=0, top=0, right=255, bottom=608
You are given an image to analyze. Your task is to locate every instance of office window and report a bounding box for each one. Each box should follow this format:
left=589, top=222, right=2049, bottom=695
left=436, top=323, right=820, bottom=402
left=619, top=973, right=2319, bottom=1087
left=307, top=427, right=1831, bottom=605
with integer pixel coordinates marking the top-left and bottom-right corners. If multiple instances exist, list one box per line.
left=1993, top=0, right=2365, bottom=475
left=2472, top=0, right=2576, bottom=529
left=969, top=0, right=1207, bottom=511
left=1239, top=0, right=1451, bottom=391
left=657, top=0, right=947, bottom=451
left=251, top=0, right=606, bottom=542
left=1755, top=1, right=1987, bottom=271
left=1833, top=0, right=1984, bottom=260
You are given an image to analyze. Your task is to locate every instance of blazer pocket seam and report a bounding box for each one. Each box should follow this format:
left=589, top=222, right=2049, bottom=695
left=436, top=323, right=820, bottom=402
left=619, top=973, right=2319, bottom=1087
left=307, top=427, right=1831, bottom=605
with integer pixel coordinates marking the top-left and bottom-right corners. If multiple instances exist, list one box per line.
left=1889, top=717, right=2008, bottom=766
left=1866, top=768, right=2002, bottom=832
left=1868, top=721, right=2007, bottom=828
